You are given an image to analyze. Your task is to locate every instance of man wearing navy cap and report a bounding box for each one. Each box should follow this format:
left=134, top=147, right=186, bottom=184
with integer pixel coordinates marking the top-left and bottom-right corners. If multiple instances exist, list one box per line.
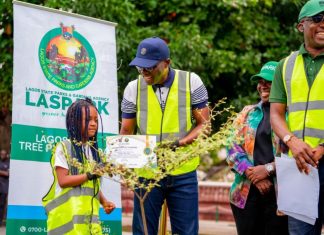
left=120, top=36, right=209, bottom=235
left=270, top=0, right=324, bottom=234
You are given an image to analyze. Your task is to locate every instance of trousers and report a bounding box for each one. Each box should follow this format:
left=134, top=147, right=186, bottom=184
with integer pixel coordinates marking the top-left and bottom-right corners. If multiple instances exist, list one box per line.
left=0, top=193, right=7, bottom=224
left=231, top=183, right=288, bottom=235
left=132, top=170, right=198, bottom=235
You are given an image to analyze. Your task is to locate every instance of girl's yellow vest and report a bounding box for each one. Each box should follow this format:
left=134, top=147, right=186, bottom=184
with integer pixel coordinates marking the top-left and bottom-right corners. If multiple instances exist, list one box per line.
left=136, top=69, right=199, bottom=178
left=283, top=51, right=324, bottom=151
left=42, top=140, right=102, bottom=235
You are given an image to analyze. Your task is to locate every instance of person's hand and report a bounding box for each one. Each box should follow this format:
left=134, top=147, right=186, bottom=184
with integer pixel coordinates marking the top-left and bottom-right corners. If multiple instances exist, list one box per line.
left=312, top=145, right=324, bottom=163
left=86, top=172, right=100, bottom=181
left=288, top=137, right=317, bottom=174
left=245, top=165, right=268, bottom=184
left=158, top=140, right=180, bottom=151
left=102, top=200, right=116, bottom=214
left=93, top=162, right=114, bottom=177
left=93, top=162, right=108, bottom=171
left=254, top=179, right=273, bottom=195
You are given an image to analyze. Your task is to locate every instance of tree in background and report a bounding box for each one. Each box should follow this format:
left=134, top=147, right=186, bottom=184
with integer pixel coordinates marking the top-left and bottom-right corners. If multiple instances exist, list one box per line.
left=1, top=0, right=305, bottom=123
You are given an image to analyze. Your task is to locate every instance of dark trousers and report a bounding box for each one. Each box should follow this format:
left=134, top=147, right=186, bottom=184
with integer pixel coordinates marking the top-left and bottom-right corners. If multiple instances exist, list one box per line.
left=231, top=184, right=288, bottom=235
left=0, top=193, right=7, bottom=224
left=288, top=159, right=324, bottom=235
left=132, top=171, right=199, bottom=235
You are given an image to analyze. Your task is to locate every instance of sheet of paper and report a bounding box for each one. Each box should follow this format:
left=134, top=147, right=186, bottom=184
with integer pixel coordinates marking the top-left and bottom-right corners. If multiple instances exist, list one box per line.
left=106, top=135, right=157, bottom=168
left=275, top=154, right=319, bottom=225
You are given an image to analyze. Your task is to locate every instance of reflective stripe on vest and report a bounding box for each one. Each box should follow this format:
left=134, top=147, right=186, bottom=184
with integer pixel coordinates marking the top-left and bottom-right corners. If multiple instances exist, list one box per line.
left=136, top=69, right=199, bottom=177
left=48, top=215, right=100, bottom=235
left=137, top=69, right=192, bottom=141
left=42, top=140, right=102, bottom=234
left=44, top=187, right=97, bottom=213
left=283, top=51, right=324, bottom=148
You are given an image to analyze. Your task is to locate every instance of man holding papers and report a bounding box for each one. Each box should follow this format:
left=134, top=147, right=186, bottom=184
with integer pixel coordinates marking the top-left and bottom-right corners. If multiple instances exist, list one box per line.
left=270, top=0, right=324, bottom=234
left=275, top=155, right=320, bottom=226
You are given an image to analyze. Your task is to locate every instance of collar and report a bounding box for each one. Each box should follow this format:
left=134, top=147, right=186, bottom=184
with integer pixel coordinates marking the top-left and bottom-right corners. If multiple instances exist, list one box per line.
left=255, top=101, right=269, bottom=110
left=299, top=44, right=324, bottom=57
left=256, top=101, right=263, bottom=110
left=299, top=44, right=308, bottom=55
left=152, top=67, right=175, bottom=89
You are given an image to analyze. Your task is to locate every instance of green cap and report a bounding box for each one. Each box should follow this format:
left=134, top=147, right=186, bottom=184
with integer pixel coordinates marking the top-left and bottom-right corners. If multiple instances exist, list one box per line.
left=298, top=0, right=324, bottom=22
left=251, top=61, right=278, bottom=82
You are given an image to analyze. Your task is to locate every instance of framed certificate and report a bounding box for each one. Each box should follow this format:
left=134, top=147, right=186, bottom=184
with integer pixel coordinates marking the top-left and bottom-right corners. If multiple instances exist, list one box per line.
left=106, top=135, right=157, bottom=168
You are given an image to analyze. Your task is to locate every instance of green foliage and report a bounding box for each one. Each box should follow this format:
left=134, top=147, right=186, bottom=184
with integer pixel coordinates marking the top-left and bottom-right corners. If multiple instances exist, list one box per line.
left=0, top=0, right=14, bottom=109
left=0, top=0, right=306, bottom=113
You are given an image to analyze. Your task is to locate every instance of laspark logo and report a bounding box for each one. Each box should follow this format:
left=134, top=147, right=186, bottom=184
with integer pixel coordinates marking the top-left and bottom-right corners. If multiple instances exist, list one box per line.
left=39, top=23, right=96, bottom=91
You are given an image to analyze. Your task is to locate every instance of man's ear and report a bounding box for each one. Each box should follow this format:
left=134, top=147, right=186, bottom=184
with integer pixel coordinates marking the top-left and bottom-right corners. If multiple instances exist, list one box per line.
left=297, top=22, right=304, bottom=32
left=163, top=59, right=171, bottom=68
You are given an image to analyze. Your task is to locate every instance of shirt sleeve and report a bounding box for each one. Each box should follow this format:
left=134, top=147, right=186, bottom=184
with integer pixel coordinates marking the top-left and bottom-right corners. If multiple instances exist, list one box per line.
left=121, top=80, right=138, bottom=119
left=269, top=59, right=287, bottom=104
left=226, top=106, right=254, bottom=175
left=190, top=72, right=208, bottom=109
left=227, top=144, right=253, bottom=175
left=54, top=143, right=69, bottom=170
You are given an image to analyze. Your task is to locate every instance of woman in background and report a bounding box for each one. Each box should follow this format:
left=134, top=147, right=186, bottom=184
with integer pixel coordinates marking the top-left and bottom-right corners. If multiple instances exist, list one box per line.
left=226, top=61, right=288, bottom=235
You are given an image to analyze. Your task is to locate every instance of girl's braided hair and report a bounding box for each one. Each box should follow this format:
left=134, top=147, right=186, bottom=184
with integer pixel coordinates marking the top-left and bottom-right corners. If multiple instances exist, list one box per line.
left=66, top=98, right=102, bottom=174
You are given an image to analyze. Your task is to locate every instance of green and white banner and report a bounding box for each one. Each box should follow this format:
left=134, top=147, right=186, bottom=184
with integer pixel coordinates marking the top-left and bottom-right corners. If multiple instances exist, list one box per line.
left=10, top=1, right=121, bottom=234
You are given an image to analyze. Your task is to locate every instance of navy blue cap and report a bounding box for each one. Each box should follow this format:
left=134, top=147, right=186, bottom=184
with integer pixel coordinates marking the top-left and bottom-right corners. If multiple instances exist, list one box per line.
left=129, top=37, right=170, bottom=68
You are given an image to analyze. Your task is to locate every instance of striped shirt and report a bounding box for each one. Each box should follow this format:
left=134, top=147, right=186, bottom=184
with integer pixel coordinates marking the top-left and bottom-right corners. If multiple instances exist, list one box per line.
left=121, top=68, right=208, bottom=118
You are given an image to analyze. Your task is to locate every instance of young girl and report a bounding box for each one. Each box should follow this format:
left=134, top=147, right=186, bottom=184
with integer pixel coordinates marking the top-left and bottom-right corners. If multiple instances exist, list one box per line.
left=43, top=98, right=115, bottom=234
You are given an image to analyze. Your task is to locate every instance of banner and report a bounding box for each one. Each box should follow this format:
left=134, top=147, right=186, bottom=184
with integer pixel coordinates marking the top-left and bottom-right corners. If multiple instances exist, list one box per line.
left=10, top=1, right=121, bottom=234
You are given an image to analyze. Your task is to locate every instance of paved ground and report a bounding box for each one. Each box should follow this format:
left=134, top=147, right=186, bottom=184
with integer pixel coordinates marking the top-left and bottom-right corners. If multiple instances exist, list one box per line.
left=0, top=226, right=4, bottom=235
left=122, top=214, right=237, bottom=235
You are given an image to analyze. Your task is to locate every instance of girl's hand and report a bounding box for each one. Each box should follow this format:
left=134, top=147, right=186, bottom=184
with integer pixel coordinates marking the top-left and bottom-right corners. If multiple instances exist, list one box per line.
left=102, top=200, right=116, bottom=214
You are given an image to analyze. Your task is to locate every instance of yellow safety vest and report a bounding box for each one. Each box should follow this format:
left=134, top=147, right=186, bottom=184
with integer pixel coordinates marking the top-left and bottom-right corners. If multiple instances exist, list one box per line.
left=136, top=69, right=199, bottom=177
left=42, top=140, right=102, bottom=235
left=283, top=51, right=324, bottom=152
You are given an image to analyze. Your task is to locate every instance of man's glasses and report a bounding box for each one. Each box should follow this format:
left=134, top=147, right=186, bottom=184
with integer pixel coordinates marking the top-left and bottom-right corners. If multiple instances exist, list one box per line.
left=136, top=64, right=158, bottom=73
left=306, top=14, right=324, bottom=23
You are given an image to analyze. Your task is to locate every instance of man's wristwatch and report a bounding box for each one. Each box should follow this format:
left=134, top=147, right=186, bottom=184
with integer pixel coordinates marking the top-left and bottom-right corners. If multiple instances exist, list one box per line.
left=265, top=163, right=274, bottom=176
left=283, top=134, right=294, bottom=145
